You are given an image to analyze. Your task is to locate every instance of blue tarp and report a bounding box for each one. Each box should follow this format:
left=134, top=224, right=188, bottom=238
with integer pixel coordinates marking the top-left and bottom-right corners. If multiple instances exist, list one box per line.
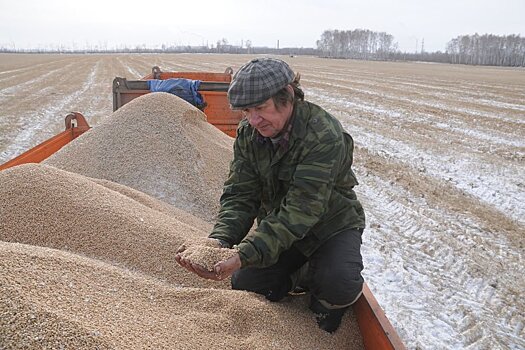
left=148, top=78, right=204, bottom=108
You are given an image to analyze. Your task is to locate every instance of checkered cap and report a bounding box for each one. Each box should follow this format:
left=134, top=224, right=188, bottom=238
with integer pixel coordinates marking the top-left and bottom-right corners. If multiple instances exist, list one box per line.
left=228, top=58, right=295, bottom=109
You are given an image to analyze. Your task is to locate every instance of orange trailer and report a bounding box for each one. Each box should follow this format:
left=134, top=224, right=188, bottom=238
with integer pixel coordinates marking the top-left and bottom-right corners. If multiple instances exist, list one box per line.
left=113, top=66, right=243, bottom=137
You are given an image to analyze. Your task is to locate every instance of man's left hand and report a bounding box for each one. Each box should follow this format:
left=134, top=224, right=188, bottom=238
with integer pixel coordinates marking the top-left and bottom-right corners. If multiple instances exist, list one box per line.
left=214, top=253, right=242, bottom=280
left=176, top=251, right=242, bottom=281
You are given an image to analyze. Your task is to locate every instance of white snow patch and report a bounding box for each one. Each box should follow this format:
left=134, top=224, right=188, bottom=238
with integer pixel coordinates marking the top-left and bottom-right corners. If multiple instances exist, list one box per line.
left=1, top=62, right=100, bottom=162
left=356, top=171, right=524, bottom=349
left=117, top=57, right=143, bottom=78
left=0, top=63, right=75, bottom=103
left=306, top=88, right=525, bottom=225
left=304, top=81, right=525, bottom=124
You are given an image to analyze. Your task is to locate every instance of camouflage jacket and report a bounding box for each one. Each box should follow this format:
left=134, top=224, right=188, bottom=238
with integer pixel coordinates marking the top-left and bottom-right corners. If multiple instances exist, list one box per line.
left=209, top=100, right=365, bottom=268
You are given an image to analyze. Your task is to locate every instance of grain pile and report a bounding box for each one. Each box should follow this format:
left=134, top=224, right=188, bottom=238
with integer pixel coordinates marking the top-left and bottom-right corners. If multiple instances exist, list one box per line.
left=1, top=93, right=364, bottom=349
left=0, top=163, right=228, bottom=290
left=44, top=92, right=234, bottom=222
left=0, top=241, right=363, bottom=349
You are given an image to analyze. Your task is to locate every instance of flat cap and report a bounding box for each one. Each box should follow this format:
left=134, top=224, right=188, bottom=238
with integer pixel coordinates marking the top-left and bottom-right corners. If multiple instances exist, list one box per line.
left=228, top=58, right=295, bottom=109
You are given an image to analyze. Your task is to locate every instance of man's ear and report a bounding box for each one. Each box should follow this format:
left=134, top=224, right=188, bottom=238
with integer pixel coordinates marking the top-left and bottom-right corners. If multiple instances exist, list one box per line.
left=286, top=84, right=294, bottom=98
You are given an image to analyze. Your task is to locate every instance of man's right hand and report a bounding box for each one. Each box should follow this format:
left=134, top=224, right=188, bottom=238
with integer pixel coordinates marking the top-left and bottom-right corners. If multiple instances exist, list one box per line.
left=175, top=253, right=221, bottom=280
left=175, top=238, right=238, bottom=281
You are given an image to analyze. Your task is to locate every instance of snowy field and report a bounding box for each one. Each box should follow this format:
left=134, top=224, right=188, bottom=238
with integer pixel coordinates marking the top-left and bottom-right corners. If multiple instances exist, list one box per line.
left=0, top=53, right=524, bottom=349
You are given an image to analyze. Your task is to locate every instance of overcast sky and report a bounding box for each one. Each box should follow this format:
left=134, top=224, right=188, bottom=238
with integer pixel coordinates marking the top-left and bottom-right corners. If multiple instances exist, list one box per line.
left=1, top=0, right=524, bottom=52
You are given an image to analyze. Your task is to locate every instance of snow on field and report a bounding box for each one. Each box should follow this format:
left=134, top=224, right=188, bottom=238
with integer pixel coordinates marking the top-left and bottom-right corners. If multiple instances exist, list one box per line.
left=307, top=88, right=525, bottom=226
left=302, top=61, right=524, bottom=349
left=0, top=54, right=523, bottom=349
left=2, top=62, right=100, bottom=161
left=116, top=56, right=143, bottom=78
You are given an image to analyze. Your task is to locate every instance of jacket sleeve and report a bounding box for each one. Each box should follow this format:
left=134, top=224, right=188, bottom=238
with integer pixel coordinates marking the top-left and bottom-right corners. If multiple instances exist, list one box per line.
left=208, top=128, right=261, bottom=247
left=236, top=136, right=345, bottom=268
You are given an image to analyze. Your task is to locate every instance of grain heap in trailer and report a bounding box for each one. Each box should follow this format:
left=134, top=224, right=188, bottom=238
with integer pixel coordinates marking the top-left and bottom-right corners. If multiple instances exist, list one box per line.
left=0, top=64, right=405, bottom=350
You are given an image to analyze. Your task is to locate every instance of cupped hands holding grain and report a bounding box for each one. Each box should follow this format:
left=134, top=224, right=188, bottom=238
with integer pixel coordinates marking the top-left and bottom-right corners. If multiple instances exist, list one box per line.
left=176, top=238, right=241, bottom=281
left=176, top=236, right=223, bottom=253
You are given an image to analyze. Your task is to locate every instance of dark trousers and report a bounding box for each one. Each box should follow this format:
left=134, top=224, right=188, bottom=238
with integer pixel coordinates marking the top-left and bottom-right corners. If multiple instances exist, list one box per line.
left=231, top=228, right=364, bottom=306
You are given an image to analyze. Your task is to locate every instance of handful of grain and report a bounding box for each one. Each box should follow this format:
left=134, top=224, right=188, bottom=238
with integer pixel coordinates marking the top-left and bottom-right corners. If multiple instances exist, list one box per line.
left=178, top=238, right=237, bottom=271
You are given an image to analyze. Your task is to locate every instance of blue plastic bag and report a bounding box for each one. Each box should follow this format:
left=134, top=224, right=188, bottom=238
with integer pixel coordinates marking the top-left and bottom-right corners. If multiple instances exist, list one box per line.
left=148, top=78, right=205, bottom=108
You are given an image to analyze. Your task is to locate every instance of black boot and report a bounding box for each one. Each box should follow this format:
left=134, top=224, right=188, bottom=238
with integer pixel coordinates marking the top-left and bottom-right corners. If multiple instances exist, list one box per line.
left=309, top=296, right=348, bottom=333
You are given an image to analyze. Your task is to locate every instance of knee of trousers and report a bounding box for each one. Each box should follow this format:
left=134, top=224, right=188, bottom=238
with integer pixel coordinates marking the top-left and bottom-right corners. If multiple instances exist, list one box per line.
left=231, top=268, right=291, bottom=302
left=310, top=264, right=364, bottom=306
left=231, top=268, right=288, bottom=292
left=231, top=269, right=251, bottom=291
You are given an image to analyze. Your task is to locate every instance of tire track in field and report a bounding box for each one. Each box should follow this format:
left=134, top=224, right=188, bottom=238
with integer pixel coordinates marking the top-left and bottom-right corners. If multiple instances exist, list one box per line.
left=353, top=148, right=524, bottom=349
left=305, top=72, right=525, bottom=117
left=307, top=84, right=524, bottom=151
left=115, top=56, right=144, bottom=78
left=303, top=75, right=525, bottom=126
left=73, top=56, right=124, bottom=125
left=308, top=87, right=525, bottom=225
left=0, top=56, right=76, bottom=85
left=305, top=82, right=525, bottom=166
left=0, top=60, right=82, bottom=104
left=145, top=54, right=247, bottom=73
left=0, top=59, right=92, bottom=160
left=0, top=58, right=101, bottom=162
left=298, top=61, right=525, bottom=101
left=296, top=59, right=525, bottom=115
left=0, top=60, right=66, bottom=85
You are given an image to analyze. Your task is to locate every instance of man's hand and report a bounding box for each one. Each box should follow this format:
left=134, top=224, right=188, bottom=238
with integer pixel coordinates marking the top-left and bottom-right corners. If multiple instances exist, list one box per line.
left=214, top=254, right=242, bottom=280
left=175, top=238, right=241, bottom=281
left=175, top=251, right=241, bottom=281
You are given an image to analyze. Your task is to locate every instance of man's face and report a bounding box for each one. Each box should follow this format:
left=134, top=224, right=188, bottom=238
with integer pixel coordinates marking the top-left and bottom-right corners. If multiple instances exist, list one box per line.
left=242, top=98, right=293, bottom=138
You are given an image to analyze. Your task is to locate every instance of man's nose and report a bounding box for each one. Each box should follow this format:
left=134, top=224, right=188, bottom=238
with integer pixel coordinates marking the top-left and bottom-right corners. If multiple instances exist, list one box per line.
left=247, top=113, right=262, bottom=126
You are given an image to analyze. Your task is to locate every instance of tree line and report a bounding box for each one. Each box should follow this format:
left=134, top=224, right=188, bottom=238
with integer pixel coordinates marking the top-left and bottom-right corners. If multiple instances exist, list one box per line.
left=2, top=32, right=523, bottom=67
left=316, top=30, right=524, bottom=67
left=316, top=29, right=397, bottom=60
left=446, top=34, right=525, bottom=66
left=0, top=45, right=318, bottom=56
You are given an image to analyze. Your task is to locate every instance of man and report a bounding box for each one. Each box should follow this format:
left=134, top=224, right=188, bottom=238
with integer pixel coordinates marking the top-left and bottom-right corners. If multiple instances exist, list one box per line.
left=176, top=57, right=366, bottom=333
